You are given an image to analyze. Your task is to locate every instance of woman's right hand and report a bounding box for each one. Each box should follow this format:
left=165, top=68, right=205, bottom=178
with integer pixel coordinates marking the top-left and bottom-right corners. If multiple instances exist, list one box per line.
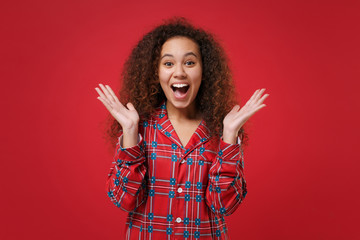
left=95, top=83, right=139, bottom=132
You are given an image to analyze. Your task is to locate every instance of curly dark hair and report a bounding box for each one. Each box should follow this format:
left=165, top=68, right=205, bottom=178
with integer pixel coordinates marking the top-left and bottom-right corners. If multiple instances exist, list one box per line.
left=105, top=17, right=248, bottom=148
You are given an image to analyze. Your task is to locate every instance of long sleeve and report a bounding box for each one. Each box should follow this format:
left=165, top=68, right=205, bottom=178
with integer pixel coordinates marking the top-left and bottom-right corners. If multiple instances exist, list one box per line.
left=106, top=133, right=147, bottom=212
left=205, top=136, right=247, bottom=216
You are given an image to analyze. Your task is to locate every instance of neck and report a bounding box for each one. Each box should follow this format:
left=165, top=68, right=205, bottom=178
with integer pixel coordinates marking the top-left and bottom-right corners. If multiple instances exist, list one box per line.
left=166, top=100, right=201, bottom=121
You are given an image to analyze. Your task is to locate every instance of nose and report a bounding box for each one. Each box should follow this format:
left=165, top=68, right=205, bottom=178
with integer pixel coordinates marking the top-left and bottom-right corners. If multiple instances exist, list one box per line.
left=173, top=64, right=187, bottom=79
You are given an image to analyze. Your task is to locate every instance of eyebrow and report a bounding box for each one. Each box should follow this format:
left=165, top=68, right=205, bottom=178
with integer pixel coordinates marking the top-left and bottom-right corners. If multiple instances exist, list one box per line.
left=160, top=52, right=198, bottom=60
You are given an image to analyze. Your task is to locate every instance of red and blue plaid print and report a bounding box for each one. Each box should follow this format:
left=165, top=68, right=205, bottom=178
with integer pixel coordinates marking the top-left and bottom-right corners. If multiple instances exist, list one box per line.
left=106, top=101, right=247, bottom=239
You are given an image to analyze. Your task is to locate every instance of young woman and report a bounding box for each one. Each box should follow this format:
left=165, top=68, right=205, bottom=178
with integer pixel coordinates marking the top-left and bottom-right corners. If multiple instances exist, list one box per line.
left=95, top=17, right=269, bottom=240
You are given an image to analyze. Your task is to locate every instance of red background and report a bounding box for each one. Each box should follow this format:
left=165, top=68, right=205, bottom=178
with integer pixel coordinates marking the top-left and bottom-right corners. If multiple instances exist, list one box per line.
left=1, top=0, right=359, bottom=239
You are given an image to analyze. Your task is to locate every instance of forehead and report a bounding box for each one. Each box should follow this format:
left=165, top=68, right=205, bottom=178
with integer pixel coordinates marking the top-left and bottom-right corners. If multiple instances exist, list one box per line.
left=160, top=36, right=200, bottom=55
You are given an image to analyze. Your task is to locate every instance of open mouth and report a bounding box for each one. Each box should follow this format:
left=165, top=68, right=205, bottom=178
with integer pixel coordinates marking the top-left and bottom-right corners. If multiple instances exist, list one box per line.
left=171, top=83, right=189, bottom=98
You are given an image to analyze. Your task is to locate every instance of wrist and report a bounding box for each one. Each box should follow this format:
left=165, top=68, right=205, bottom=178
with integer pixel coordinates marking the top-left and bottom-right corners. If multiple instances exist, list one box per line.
left=222, top=129, right=238, bottom=145
left=122, top=123, right=139, bottom=134
left=122, top=127, right=138, bottom=135
left=122, top=126, right=139, bottom=148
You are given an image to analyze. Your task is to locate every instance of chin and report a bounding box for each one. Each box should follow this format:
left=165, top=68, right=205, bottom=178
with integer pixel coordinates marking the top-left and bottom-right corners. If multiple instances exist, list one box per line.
left=171, top=101, right=189, bottom=108
left=168, top=98, right=194, bottom=109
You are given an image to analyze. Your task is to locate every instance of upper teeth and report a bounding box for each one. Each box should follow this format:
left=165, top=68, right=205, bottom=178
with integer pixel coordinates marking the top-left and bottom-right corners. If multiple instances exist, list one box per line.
left=172, top=83, right=189, bottom=88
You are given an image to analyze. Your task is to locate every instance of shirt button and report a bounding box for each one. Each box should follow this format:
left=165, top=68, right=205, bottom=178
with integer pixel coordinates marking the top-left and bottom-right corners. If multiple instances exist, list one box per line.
left=177, top=187, right=183, bottom=193
left=176, top=217, right=182, bottom=223
left=180, top=159, right=186, bottom=164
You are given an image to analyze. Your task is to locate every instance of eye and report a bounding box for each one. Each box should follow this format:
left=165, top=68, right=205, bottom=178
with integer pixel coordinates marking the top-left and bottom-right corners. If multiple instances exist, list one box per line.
left=164, top=62, right=173, bottom=67
left=185, top=61, right=195, bottom=66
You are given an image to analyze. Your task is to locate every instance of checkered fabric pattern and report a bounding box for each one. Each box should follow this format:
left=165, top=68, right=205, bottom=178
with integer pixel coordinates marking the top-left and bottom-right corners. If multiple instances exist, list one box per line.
left=106, top=101, right=247, bottom=240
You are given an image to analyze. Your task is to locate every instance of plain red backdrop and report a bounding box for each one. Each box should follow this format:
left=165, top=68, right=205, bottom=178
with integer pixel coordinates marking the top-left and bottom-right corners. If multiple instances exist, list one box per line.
left=1, top=0, right=359, bottom=239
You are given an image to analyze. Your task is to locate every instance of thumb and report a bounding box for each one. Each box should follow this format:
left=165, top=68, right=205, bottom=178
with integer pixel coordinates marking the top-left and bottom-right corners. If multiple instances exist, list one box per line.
left=231, top=105, right=241, bottom=112
left=126, top=102, right=135, bottom=111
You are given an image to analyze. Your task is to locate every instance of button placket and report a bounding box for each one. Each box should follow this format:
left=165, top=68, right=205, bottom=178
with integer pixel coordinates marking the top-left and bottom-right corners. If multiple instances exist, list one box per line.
left=173, top=146, right=184, bottom=237
left=179, top=147, right=186, bottom=164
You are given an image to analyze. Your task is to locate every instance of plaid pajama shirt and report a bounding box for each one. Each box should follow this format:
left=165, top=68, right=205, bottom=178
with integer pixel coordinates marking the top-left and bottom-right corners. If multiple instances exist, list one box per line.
left=106, top=101, right=247, bottom=239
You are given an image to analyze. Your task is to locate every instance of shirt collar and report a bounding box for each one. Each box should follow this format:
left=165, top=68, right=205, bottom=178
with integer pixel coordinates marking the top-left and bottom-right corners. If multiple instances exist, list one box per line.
left=154, top=100, right=212, bottom=151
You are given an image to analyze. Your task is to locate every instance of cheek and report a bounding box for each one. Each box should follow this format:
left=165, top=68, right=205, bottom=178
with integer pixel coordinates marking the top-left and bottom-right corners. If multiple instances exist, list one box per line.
left=158, top=68, right=172, bottom=83
left=190, top=68, right=202, bottom=85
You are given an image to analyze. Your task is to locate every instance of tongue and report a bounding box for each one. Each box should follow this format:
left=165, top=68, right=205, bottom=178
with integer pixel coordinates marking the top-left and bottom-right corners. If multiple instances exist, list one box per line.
left=174, top=87, right=188, bottom=98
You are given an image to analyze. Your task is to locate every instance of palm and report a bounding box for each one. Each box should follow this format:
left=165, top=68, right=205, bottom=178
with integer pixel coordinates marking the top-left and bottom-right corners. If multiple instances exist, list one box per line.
left=223, top=88, right=269, bottom=132
left=95, top=84, right=139, bottom=130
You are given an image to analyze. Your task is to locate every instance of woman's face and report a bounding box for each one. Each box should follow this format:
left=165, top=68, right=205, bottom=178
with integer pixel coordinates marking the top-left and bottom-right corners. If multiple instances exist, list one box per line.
left=158, top=36, right=202, bottom=111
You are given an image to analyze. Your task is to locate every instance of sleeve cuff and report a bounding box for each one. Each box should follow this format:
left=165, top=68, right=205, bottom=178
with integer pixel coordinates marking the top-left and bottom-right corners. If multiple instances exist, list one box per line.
left=218, top=136, right=241, bottom=160
left=117, top=133, right=144, bottom=161
left=220, top=136, right=241, bottom=145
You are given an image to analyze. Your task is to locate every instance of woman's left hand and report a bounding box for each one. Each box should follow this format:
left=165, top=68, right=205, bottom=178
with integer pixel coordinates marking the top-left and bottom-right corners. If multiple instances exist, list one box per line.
left=222, top=88, right=269, bottom=144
